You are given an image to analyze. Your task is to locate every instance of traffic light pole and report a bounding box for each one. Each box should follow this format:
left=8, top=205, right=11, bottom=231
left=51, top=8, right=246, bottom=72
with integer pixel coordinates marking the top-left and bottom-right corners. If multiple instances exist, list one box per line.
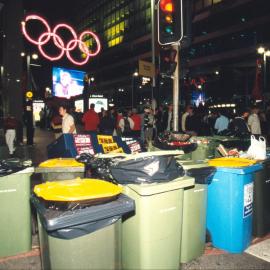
left=172, top=43, right=179, bottom=131
left=151, top=0, right=156, bottom=109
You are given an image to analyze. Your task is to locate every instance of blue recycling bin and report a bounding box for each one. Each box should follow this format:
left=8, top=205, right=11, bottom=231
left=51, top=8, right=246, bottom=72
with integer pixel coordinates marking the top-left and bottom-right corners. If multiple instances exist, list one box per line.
left=207, top=163, right=262, bottom=253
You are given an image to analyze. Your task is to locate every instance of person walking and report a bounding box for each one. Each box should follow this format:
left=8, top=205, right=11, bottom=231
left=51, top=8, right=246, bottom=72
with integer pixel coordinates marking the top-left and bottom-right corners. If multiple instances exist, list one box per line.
left=82, top=103, right=100, bottom=135
left=143, top=108, right=154, bottom=147
left=181, top=105, right=193, bottom=133
left=59, top=105, right=76, bottom=134
left=230, top=108, right=250, bottom=136
left=99, top=110, right=115, bottom=135
left=118, top=111, right=134, bottom=137
left=130, top=108, right=141, bottom=138
left=4, top=115, right=17, bottom=156
left=248, top=105, right=261, bottom=135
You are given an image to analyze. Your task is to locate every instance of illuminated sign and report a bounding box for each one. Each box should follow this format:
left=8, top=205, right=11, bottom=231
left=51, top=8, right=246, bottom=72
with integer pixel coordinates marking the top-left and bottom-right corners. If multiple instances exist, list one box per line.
left=21, top=14, right=101, bottom=66
left=26, top=91, right=33, bottom=98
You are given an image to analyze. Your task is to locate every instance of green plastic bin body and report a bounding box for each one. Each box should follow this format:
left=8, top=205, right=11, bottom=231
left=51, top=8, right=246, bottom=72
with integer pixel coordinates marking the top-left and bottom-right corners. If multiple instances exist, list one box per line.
left=178, top=161, right=209, bottom=263
left=38, top=216, right=122, bottom=270
left=32, top=194, right=134, bottom=270
left=121, top=176, right=194, bottom=270
left=0, top=168, right=34, bottom=257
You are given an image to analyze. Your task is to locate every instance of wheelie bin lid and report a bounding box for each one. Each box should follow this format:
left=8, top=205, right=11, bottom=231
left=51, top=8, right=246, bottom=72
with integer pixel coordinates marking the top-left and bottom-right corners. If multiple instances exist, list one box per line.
left=208, top=157, right=257, bottom=167
left=38, top=158, right=84, bottom=168
left=36, top=158, right=85, bottom=173
left=31, top=194, right=135, bottom=234
left=33, top=178, right=123, bottom=202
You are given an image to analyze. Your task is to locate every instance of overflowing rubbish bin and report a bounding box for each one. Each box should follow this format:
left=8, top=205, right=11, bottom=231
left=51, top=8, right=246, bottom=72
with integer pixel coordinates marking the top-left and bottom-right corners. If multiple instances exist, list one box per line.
left=107, top=152, right=195, bottom=270
left=207, top=158, right=262, bottom=253
left=252, top=157, right=270, bottom=237
left=32, top=179, right=135, bottom=270
left=0, top=159, right=34, bottom=257
left=177, top=161, right=216, bottom=263
left=35, top=158, right=85, bottom=181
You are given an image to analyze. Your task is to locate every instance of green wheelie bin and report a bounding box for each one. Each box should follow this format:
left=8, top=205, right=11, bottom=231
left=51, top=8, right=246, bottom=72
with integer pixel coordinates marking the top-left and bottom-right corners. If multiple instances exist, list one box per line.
left=121, top=176, right=194, bottom=270
left=177, top=160, right=215, bottom=263
left=32, top=179, right=135, bottom=270
left=0, top=166, right=34, bottom=257
left=35, top=158, right=85, bottom=181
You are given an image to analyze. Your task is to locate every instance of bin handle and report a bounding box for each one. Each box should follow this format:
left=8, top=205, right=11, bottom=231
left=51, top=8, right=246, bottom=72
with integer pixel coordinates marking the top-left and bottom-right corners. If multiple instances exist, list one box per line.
left=48, top=216, right=120, bottom=239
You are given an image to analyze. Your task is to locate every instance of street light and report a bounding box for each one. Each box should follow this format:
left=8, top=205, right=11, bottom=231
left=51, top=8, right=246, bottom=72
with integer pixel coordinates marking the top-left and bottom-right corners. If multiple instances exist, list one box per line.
left=258, top=46, right=270, bottom=93
left=131, top=71, right=139, bottom=108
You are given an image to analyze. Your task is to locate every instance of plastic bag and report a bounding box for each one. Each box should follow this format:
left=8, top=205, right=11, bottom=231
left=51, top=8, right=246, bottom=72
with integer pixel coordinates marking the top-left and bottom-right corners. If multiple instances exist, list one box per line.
left=110, top=155, right=184, bottom=184
left=247, top=135, right=266, bottom=160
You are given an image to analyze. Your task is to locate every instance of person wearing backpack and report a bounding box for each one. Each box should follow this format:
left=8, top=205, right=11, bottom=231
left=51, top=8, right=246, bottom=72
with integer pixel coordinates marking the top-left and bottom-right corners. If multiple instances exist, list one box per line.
left=119, top=111, right=134, bottom=137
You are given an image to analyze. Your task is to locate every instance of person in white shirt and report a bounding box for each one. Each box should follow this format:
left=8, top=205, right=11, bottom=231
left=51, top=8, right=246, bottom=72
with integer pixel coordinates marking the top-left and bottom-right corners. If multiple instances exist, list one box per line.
left=181, top=105, right=193, bottom=132
left=248, top=106, right=261, bottom=135
left=59, top=105, right=77, bottom=134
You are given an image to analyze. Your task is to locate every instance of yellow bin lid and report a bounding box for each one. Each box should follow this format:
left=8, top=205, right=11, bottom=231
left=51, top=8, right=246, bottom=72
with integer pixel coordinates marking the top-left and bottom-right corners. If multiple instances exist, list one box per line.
left=34, top=178, right=123, bottom=202
left=208, top=157, right=257, bottom=167
left=39, top=158, right=84, bottom=168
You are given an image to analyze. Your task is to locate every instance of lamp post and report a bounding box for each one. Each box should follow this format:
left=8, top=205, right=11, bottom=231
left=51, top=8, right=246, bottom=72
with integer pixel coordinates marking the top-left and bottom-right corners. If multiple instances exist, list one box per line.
left=132, top=71, right=139, bottom=108
left=257, top=46, right=270, bottom=93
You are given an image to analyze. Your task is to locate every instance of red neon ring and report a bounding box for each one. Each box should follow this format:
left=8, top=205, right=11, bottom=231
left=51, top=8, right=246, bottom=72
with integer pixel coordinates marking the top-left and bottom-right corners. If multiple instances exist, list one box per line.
left=21, top=14, right=51, bottom=46
left=79, top=31, right=101, bottom=56
left=52, top=23, right=78, bottom=51
left=66, top=39, right=90, bottom=66
left=38, top=32, right=65, bottom=61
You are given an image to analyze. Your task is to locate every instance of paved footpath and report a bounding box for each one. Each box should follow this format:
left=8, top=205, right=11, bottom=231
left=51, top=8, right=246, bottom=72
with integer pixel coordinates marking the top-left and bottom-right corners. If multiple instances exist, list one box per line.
left=0, top=128, right=270, bottom=269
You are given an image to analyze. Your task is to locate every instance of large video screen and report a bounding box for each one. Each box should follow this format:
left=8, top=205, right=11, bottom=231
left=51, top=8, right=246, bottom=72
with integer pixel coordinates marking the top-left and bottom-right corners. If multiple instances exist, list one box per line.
left=192, top=91, right=205, bottom=107
left=52, top=67, right=86, bottom=99
left=89, top=98, right=108, bottom=113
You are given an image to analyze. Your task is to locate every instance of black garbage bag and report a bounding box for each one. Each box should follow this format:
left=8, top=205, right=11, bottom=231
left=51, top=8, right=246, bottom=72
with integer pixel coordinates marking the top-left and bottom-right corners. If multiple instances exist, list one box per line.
left=76, top=153, right=121, bottom=182
left=186, top=167, right=216, bottom=185
left=0, top=158, right=31, bottom=177
left=110, top=155, right=184, bottom=184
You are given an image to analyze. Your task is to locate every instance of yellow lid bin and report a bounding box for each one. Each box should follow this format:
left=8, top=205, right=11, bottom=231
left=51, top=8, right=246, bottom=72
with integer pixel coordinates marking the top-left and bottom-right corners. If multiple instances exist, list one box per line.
left=208, top=157, right=257, bottom=167
left=38, top=158, right=84, bottom=168
left=34, top=178, right=123, bottom=202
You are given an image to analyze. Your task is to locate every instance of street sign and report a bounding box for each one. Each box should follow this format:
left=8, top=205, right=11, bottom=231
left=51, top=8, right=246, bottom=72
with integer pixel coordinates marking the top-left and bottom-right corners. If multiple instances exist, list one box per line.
left=139, top=60, right=155, bottom=78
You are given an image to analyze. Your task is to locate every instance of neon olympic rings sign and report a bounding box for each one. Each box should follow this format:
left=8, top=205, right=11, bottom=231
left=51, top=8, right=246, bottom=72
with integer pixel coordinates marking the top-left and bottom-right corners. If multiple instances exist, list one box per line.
left=21, top=14, right=101, bottom=66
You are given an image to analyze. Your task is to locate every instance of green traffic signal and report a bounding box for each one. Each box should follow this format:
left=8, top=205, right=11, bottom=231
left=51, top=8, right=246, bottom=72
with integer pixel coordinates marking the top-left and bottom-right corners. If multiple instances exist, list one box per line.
left=165, top=25, right=173, bottom=34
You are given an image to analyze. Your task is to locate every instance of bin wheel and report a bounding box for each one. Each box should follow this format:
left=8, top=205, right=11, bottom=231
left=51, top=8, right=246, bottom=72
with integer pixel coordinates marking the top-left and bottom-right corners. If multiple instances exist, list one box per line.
left=31, top=214, right=38, bottom=235
left=206, top=229, right=212, bottom=243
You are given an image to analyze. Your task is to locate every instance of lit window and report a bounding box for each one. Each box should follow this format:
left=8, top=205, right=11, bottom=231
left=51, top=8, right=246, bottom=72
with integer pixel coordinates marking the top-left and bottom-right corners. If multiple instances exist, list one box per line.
left=204, top=0, right=212, bottom=7
left=213, top=0, right=222, bottom=3
left=120, top=21, right=125, bottom=31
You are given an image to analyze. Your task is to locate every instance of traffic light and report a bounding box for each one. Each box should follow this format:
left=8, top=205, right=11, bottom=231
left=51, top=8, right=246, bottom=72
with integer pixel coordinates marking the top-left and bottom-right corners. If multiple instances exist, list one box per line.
left=160, top=48, right=177, bottom=76
left=157, top=0, right=183, bottom=45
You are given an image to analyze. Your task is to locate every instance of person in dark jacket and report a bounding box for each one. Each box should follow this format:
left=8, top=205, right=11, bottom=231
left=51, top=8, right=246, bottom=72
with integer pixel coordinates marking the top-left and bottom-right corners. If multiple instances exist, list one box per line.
left=230, top=108, right=250, bottom=136
left=99, top=110, right=115, bottom=135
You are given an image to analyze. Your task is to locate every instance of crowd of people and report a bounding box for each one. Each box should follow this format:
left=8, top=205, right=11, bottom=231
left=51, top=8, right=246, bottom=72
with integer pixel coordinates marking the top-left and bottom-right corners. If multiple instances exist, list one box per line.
left=50, top=102, right=270, bottom=145
left=2, top=102, right=270, bottom=157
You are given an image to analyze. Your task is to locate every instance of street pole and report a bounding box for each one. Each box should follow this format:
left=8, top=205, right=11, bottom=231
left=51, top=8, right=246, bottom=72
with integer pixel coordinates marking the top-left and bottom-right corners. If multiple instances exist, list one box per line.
left=151, top=0, right=156, bottom=108
left=131, top=76, right=134, bottom=108
left=263, top=52, right=267, bottom=93
left=172, top=43, right=180, bottom=132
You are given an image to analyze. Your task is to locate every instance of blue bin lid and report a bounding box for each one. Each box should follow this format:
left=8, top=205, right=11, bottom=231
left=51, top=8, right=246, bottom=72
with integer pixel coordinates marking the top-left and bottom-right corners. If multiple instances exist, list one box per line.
left=215, top=163, right=263, bottom=175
